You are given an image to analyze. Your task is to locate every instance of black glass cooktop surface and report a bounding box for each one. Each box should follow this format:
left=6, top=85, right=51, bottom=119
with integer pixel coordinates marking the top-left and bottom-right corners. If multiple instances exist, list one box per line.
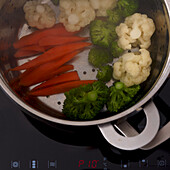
left=0, top=79, right=170, bottom=170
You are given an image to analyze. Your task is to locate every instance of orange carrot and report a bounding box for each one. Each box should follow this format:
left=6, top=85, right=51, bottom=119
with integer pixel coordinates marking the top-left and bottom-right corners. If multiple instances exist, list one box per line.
left=19, top=67, right=36, bottom=79
left=14, top=45, right=45, bottom=58
left=32, top=71, right=80, bottom=91
left=19, top=64, right=74, bottom=86
left=29, top=80, right=96, bottom=96
left=10, top=77, right=20, bottom=90
left=44, top=45, right=55, bottom=51
left=11, top=42, right=91, bottom=71
left=9, top=68, right=35, bottom=90
left=14, top=50, right=42, bottom=58
left=47, top=64, right=74, bottom=79
left=13, top=23, right=79, bottom=49
left=18, top=45, right=45, bottom=52
left=19, top=51, right=79, bottom=86
left=39, top=36, right=89, bottom=47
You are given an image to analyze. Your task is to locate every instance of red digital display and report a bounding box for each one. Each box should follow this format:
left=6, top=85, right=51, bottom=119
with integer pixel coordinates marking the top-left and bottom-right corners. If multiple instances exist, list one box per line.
left=78, top=160, right=99, bottom=169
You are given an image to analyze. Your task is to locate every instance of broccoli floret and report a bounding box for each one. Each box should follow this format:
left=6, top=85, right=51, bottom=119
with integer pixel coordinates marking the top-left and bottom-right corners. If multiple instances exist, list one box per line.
left=117, top=0, right=139, bottom=17
left=107, top=82, right=140, bottom=112
left=110, top=41, right=124, bottom=57
left=96, top=65, right=113, bottom=82
left=63, top=81, right=109, bottom=120
left=88, top=47, right=113, bottom=68
left=90, top=19, right=117, bottom=48
left=107, top=9, right=123, bottom=24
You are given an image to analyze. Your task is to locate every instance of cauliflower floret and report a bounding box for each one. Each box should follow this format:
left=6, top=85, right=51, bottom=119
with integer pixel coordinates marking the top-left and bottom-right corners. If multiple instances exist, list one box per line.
left=89, top=0, right=117, bottom=17
left=116, top=13, right=155, bottom=50
left=113, top=49, right=152, bottom=87
left=23, top=0, right=56, bottom=29
left=59, top=0, right=117, bottom=32
left=59, top=0, right=95, bottom=32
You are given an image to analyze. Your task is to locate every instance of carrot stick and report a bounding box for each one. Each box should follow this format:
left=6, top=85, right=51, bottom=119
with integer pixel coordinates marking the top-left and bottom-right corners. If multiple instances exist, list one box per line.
left=18, top=45, right=45, bottom=52
left=13, top=23, right=79, bottom=49
left=44, top=45, right=55, bottom=51
left=14, top=50, right=42, bottom=58
left=19, top=51, right=79, bottom=86
left=9, top=77, right=20, bottom=90
left=19, top=67, right=35, bottom=79
left=47, top=64, right=74, bottom=79
left=14, top=45, right=45, bottom=58
left=29, top=80, right=96, bottom=96
left=15, top=46, right=55, bottom=58
left=32, top=71, right=80, bottom=91
left=11, top=42, right=91, bottom=71
left=39, top=36, right=89, bottom=47
left=19, top=64, right=74, bottom=86
left=9, top=68, right=35, bottom=90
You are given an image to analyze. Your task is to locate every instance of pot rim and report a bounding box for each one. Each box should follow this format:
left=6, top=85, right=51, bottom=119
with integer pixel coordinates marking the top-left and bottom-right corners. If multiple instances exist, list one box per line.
left=0, top=0, right=170, bottom=126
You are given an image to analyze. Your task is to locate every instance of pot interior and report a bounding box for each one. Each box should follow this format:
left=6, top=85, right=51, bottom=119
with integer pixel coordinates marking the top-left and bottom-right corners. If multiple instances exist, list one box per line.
left=0, top=0, right=169, bottom=122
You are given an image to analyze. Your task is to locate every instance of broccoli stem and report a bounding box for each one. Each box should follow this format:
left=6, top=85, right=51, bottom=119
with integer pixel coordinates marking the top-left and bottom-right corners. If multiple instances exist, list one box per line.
left=88, top=91, right=98, bottom=101
left=115, top=82, right=124, bottom=90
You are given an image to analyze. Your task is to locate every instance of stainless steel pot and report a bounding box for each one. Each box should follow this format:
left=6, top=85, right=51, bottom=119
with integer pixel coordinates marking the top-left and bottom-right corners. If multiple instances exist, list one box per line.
left=0, top=0, right=170, bottom=150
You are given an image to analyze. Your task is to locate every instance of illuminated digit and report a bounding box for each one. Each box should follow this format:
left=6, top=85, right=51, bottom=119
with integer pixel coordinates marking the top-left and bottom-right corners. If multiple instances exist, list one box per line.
left=78, top=160, right=84, bottom=167
left=91, top=160, right=99, bottom=168
left=88, top=161, right=91, bottom=167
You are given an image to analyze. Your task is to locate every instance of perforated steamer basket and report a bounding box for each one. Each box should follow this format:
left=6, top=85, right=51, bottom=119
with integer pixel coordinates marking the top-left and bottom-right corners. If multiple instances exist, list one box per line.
left=0, top=0, right=170, bottom=150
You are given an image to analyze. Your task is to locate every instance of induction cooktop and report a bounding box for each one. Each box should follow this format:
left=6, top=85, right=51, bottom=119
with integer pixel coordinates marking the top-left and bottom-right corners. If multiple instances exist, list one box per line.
left=0, top=78, right=170, bottom=170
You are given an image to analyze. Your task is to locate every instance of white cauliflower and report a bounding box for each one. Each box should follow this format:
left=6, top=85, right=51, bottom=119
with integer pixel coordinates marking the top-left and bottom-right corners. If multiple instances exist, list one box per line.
left=116, top=13, right=156, bottom=50
left=113, top=49, right=152, bottom=87
left=89, top=0, right=117, bottom=17
left=59, top=0, right=95, bottom=32
left=23, top=0, right=56, bottom=29
left=58, top=0, right=117, bottom=32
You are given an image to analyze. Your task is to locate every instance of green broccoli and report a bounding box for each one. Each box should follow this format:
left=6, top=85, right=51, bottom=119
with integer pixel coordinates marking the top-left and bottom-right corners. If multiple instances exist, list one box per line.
left=90, top=19, right=117, bottom=48
left=63, top=81, right=109, bottom=120
left=107, top=9, right=123, bottom=24
left=110, top=41, right=124, bottom=58
left=88, top=47, right=113, bottom=68
left=117, top=0, right=139, bottom=17
left=96, top=65, right=113, bottom=82
left=107, top=82, right=140, bottom=112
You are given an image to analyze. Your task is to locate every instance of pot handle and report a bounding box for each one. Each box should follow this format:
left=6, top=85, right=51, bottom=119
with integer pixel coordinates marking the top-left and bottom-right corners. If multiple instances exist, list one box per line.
left=98, top=101, right=160, bottom=150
